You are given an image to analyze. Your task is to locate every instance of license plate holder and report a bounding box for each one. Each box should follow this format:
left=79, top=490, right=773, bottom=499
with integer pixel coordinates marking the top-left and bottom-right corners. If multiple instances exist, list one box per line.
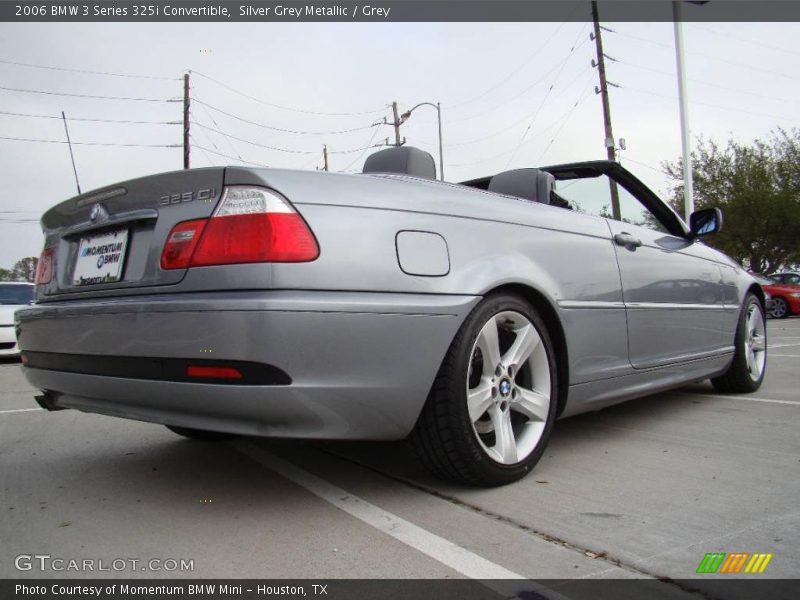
left=72, top=228, right=129, bottom=286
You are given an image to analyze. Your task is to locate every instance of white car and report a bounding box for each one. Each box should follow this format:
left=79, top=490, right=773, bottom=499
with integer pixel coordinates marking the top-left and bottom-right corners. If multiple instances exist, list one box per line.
left=0, top=282, right=34, bottom=356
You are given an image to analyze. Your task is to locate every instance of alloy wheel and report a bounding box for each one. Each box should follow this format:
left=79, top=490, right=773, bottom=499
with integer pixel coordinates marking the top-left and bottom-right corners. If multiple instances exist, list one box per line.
left=769, top=297, right=788, bottom=319
left=466, top=311, right=551, bottom=465
left=745, top=303, right=767, bottom=381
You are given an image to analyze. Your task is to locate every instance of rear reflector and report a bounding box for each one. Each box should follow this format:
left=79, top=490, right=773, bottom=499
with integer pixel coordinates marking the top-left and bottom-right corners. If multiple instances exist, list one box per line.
left=186, top=365, right=242, bottom=380
left=161, top=219, right=207, bottom=270
left=35, top=248, right=53, bottom=284
left=160, top=186, right=318, bottom=270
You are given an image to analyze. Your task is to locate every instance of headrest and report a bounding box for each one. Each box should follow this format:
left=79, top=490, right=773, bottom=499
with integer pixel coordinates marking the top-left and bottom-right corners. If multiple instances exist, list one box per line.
left=363, top=146, right=437, bottom=180
left=488, top=169, right=555, bottom=204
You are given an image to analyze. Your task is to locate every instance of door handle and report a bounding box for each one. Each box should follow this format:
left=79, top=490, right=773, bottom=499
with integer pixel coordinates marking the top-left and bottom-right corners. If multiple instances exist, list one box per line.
left=614, top=232, right=642, bottom=247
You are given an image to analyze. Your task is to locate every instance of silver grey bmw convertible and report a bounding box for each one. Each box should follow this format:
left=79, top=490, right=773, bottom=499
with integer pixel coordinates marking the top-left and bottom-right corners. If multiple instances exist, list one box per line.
left=16, top=147, right=767, bottom=486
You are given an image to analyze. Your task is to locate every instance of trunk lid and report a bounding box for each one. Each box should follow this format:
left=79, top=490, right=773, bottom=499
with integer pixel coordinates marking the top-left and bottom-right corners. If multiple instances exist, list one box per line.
left=37, top=168, right=224, bottom=301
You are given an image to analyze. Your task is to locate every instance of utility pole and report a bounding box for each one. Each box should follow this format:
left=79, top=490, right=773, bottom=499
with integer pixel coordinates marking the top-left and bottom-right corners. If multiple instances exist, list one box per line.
left=183, top=72, right=190, bottom=170
left=61, top=111, right=81, bottom=194
left=591, top=1, right=621, bottom=221
left=391, top=102, right=402, bottom=146
left=323, top=144, right=329, bottom=171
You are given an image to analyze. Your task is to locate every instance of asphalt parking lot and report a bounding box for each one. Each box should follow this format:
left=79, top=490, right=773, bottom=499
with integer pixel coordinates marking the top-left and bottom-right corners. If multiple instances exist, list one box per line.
left=1, top=318, right=798, bottom=599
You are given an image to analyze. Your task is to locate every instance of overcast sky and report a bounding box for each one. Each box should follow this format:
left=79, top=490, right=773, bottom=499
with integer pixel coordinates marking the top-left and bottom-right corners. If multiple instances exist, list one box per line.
left=1, top=17, right=800, bottom=267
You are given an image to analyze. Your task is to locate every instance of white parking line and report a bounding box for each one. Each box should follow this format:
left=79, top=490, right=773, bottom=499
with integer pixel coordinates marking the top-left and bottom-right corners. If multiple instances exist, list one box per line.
left=767, top=342, right=800, bottom=349
left=0, top=408, right=42, bottom=415
left=770, top=354, right=800, bottom=358
left=232, top=440, right=528, bottom=582
left=688, top=394, right=800, bottom=406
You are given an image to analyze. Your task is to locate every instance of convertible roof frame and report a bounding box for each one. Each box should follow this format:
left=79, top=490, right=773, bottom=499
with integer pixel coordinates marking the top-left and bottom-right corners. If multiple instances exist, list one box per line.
left=460, top=160, right=690, bottom=238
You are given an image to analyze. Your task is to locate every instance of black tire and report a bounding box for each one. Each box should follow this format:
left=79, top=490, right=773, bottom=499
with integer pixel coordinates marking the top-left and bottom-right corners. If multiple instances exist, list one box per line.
left=165, top=425, right=235, bottom=441
left=769, top=297, right=789, bottom=319
left=411, top=293, right=558, bottom=487
left=711, top=293, right=767, bottom=393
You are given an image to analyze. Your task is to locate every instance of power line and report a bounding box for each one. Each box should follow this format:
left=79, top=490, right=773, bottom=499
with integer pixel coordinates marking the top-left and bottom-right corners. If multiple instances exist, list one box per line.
left=689, top=24, right=800, bottom=59
left=337, top=126, right=383, bottom=173
left=534, top=85, right=594, bottom=163
left=429, top=67, right=593, bottom=150
left=621, top=85, right=800, bottom=124
left=448, top=84, right=593, bottom=169
left=612, top=28, right=800, bottom=84
left=189, top=127, right=238, bottom=167
left=0, top=109, right=180, bottom=125
left=191, top=97, right=382, bottom=136
left=193, top=99, right=246, bottom=165
left=190, top=70, right=385, bottom=117
left=621, top=156, right=666, bottom=174
left=506, top=23, right=590, bottom=167
left=444, top=34, right=591, bottom=126
left=190, top=133, right=222, bottom=168
left=0, top=58, right=179, bottom=80
left=0, top=135, right=180, bottom=147
left=611, top=59, right=800, bottom=106
left=191, top=120, right=385, bottom=157
left=192, top=144, right=269, bottom=167
left=0, top=85, right=179, bottom=102
left=190, top=121, right=317, bottom=154
left=444, top=21, right=572, bottom=111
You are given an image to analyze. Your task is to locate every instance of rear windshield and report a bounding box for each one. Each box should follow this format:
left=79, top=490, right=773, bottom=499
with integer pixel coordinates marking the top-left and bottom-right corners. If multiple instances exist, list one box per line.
left=0, top=284, right=34, bottom=305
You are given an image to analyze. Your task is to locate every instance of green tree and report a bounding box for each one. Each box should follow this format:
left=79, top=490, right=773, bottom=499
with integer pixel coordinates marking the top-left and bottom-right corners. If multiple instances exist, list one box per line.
left=0, top=268, right=14, bottom=282
left=665, top=129, right=800, bottom=273
left=10, top=257, right=38, bottom=283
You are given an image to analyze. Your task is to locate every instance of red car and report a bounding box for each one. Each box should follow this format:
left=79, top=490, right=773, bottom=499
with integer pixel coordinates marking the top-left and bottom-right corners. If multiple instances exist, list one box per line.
left=754, top=274, right=800, bottom=318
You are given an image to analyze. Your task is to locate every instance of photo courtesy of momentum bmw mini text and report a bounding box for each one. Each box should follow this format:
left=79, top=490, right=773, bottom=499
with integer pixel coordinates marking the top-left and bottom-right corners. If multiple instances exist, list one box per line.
left=1, top=1, right=798, bottom=599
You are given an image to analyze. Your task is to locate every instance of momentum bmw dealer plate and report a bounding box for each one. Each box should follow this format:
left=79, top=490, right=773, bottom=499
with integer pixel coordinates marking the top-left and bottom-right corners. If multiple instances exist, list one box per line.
left=72, top=228, right=129, bottom=286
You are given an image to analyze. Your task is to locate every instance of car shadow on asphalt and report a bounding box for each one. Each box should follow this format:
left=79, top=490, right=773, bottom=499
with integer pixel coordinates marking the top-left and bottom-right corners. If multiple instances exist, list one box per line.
left=283, top=385, right=716, bottom=491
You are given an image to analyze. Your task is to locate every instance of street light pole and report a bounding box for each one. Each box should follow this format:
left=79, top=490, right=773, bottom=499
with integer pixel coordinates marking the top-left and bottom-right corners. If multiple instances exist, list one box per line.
left=399, top=102, right=444, bottom=181
left=436, top=102, right=444, bottom=182
left=673, top=1, right=694, bottom=220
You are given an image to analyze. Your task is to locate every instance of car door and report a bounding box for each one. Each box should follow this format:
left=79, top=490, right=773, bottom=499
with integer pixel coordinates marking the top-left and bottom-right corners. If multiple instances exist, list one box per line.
left=545, top=162, right=727, bottom=369
left=605, top=219, right=726, bottom=368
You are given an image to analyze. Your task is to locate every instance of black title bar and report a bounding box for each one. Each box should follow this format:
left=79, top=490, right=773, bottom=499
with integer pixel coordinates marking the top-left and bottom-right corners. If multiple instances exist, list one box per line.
left=5, top=1, right=800, bottom=23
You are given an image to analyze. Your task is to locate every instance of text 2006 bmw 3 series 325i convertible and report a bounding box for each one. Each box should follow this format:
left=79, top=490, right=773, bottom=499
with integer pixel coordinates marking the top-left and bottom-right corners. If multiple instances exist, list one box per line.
left=16, top=147, right=767, bottom=486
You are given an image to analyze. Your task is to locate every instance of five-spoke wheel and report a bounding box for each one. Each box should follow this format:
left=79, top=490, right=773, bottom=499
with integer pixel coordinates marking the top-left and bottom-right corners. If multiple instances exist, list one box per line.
left=467, top=311, right=551, bottom=466
left=412, top=293, right=558, bottom=486
left=712, top=292, right=767, bottom=393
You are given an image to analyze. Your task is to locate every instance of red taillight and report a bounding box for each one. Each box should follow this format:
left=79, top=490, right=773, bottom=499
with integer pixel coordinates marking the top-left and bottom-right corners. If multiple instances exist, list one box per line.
left=161, top=219, right=207, bottom=270
left=186, top=365, right=242, bottom=380
left=35, top=248, right=53, bottom=284
left=160, top=186, right=318, bottom=270
left=191, top=212, right=318, bottom=266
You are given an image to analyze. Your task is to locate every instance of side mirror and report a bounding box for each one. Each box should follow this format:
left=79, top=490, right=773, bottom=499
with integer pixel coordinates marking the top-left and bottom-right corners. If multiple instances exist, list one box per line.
left=689, top=208, right=722, bottom=239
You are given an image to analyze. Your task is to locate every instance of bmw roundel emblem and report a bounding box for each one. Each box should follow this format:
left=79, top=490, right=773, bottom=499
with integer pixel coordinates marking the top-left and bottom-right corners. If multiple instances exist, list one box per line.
left=499, top=380, right=512, bottom=397
left=90, top=203, right=108, bottom=222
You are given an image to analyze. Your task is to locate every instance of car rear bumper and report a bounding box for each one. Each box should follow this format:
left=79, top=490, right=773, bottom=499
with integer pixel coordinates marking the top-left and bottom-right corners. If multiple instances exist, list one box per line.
left=16, top=291, right=479, bottom=440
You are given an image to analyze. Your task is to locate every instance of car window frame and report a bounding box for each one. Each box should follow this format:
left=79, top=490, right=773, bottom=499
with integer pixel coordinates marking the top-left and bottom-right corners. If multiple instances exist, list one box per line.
left=541, top=161, right=689, bottom=238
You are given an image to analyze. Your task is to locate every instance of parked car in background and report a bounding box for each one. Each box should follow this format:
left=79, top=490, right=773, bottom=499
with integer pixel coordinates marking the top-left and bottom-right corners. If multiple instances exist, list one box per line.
left=15, top=150, right=768, bottom=486
left=769, top=272, right=800, bottom=286
left=0, top=282, right=34, bottom=356
left=754, top=273, right=800, bottom=318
